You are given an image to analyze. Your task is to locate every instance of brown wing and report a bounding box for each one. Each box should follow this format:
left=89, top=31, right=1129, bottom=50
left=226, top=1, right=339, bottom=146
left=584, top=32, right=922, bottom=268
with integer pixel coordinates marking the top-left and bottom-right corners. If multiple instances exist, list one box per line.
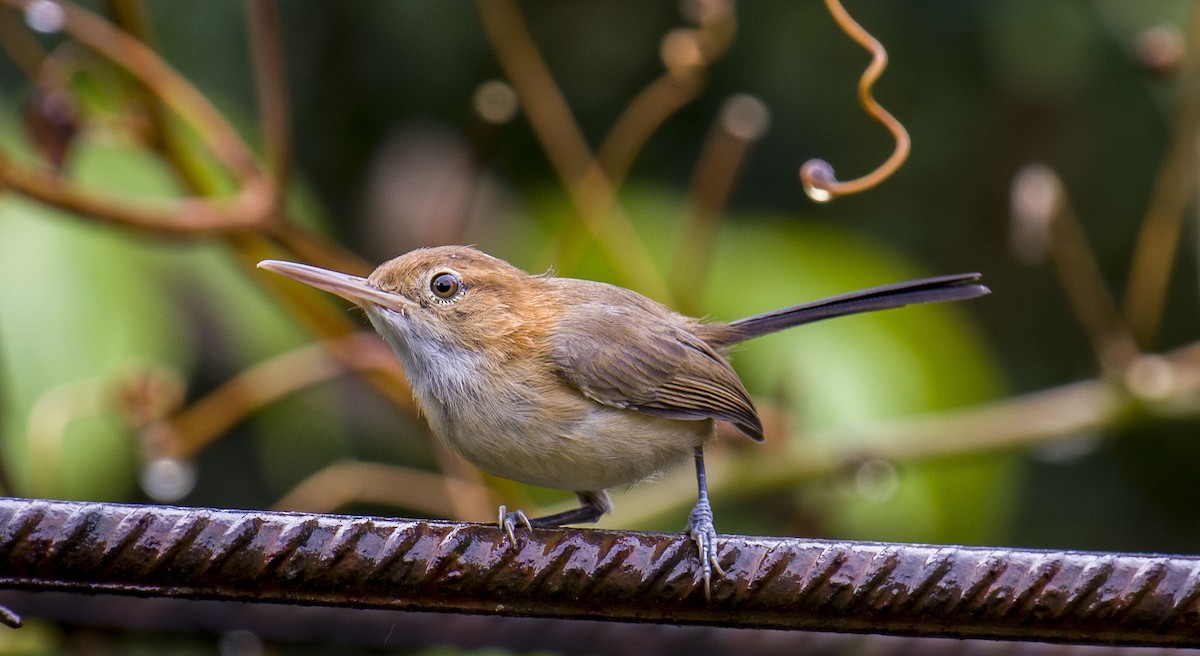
left=551, top=294, right=764, bottom=442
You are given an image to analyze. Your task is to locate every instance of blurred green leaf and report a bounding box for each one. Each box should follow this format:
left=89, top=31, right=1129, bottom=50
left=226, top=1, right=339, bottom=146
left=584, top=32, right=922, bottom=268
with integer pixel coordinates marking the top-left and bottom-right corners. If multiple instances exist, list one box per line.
left=0, top=197, right=185, bottom=498
left=0, top=112, right=189, bottom=499
left=0, top=103, right=352, bottom=501
left=704, top=216, right=1007, bottom=544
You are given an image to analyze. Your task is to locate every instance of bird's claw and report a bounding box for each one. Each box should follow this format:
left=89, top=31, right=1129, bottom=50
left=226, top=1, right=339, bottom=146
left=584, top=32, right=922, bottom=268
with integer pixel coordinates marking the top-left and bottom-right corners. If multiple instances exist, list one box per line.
left=686, top=497, right=725, bottom=600
left=498, top=505, right=532, bottom=543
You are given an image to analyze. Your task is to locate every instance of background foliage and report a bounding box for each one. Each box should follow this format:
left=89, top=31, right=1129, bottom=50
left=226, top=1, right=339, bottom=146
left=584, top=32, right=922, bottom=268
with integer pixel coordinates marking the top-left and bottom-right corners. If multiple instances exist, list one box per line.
left=0, top=0, right=1198, bottom=652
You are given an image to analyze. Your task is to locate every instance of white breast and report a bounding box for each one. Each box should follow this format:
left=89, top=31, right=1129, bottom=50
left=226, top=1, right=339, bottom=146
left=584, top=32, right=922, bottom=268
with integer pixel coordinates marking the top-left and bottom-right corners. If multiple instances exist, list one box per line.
left=365, top=305, right=712, bottom=492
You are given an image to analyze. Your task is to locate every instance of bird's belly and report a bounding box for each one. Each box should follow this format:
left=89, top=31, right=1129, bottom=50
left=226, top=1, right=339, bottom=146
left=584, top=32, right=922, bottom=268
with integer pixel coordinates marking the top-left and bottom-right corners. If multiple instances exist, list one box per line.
left=383, top=330, right=714, bottom=492
left=431, top=394, right=712, bottom=492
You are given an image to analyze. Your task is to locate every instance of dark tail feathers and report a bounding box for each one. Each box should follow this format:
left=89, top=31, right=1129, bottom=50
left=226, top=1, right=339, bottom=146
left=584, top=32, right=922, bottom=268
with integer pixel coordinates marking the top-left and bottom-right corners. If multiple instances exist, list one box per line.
left=706, top=273, right=989, bottom=348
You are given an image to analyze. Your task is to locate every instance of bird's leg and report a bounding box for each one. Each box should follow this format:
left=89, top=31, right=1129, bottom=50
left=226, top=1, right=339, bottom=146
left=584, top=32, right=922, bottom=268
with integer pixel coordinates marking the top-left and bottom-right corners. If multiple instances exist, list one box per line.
left=498, top=490, right=612, bottom=541
left=687, top=446, right=725, bottom=599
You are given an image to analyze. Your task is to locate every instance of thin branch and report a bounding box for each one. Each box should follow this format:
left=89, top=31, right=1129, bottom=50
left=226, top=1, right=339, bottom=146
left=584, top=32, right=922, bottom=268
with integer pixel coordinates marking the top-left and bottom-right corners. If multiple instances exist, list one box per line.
left=0, top=0, right=276, bottom=231
left=141, top=333, right=398, bottom=460
left=273, top=460, right=496, bottom=520
left=104, top=0, right=220, bottom=198
left=0, top=0, right=266, bottom=187
left=596, top=0, right=736, bottom=186
left=0, top=152, right=263, bottom=235
left=0, top=6, right=46, bottom=79
left=474, top=0, right=589, bottom=182
left=1121, top=4, right=1200, bottom=346
left=1010, top=164, right=1140, bottom=375
left=799, top=0, right=910, bottom=202
left=609, top=339, right=1200, bottom=529
left=595, top=73, right=704, bottom=188
left=608, top=374, right=1130, bottom=528
left=247, top=0, right=292, bottom=192
left=1048, top=196, right=1141, bottom=375
left=673, top=95, right=769, bottom=315
left=0, top=1, right=405, bottom=404
left=474, top=0, right=673, bottom=303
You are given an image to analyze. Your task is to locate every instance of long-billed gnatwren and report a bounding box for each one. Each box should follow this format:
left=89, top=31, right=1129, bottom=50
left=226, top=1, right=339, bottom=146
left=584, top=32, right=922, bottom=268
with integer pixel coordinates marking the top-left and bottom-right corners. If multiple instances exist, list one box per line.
left=259, top=246, right=989, bottom=596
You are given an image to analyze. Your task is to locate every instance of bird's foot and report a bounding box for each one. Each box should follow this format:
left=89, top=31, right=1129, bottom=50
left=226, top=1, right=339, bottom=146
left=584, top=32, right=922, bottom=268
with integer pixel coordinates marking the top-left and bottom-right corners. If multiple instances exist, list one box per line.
left=497, top=505, right=532, bottom=543
left=686, top=497, right=726, bottom=600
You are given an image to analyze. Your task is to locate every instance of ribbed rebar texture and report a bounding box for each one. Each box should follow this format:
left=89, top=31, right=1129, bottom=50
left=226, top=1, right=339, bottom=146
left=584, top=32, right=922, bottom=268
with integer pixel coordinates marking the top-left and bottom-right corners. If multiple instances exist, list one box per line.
left=1, top=497, right=1199, bottom=646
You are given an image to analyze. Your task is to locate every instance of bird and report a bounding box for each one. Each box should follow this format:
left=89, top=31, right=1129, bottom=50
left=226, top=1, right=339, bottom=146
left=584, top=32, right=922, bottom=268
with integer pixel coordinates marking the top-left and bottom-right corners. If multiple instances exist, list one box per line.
left=258, top=245, right=989, bottom=597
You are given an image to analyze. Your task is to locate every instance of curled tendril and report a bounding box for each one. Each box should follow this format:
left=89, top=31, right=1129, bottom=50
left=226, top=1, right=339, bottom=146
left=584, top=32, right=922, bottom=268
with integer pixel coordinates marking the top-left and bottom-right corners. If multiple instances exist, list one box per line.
left=800, top=0, right=910, bottom=203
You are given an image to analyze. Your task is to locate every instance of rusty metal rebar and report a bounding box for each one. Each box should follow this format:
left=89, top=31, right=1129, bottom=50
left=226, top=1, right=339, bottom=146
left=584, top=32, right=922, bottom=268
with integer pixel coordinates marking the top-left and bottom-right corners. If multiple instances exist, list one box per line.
left=1, top=497, right=1200, bottom=647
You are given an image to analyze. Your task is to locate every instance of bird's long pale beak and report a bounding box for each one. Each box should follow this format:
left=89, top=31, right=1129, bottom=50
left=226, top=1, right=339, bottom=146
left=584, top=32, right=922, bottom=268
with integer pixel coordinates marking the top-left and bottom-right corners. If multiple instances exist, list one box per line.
left=257, top=260, right=415, bottom=312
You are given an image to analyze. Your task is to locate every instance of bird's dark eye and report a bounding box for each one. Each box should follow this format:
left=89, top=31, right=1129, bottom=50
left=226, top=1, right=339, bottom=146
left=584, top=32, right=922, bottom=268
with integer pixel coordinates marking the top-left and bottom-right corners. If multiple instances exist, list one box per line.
left=430, top=272, right=461, bottom=299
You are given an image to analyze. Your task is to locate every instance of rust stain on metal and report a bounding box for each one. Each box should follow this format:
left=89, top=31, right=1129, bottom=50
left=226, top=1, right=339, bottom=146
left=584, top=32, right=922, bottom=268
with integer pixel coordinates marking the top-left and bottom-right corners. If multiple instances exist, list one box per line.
left=1, top=498, right=1200, bottom=646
